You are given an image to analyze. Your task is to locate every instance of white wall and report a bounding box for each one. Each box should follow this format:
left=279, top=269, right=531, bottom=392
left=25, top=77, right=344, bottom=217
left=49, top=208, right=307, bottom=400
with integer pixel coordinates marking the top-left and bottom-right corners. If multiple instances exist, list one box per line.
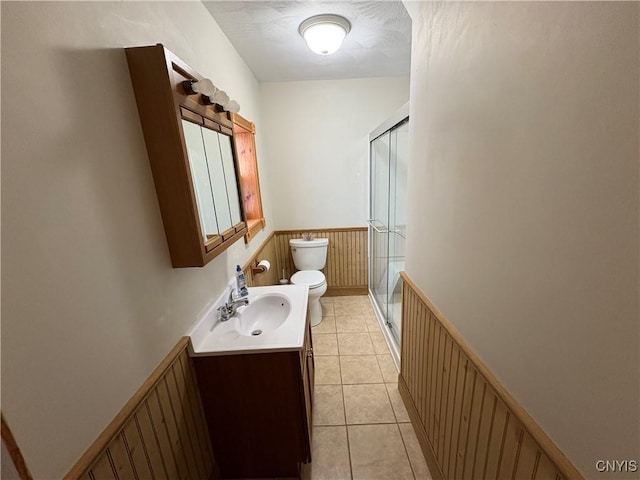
left=260, top=78, right=409, bottom=230
left=1, top=2, right=274, bottom=477
left=404, top=2, right=639, bottom=477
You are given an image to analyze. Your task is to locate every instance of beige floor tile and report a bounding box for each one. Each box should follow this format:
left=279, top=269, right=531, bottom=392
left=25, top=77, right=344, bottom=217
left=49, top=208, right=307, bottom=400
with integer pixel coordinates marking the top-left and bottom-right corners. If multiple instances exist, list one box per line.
left=333, top=294, right=369, bottom=305
left=336, top=315, right=368, bottom=333
left=315, top=356, right=341, bottom=385
left=320, top=297, right=335, bottom=316
left=386, top=383, right=410, bottom=422
left=365, top=315, right=382, bottom=333
left=334, top=298, right=375, bottom=317
left=313, top=385, right=345, bottom=426
left=348, top=424, right=414, bottom=480
left=377, top=354, right=399, bottom=383
left=337, top=333, right=374, bottom=355
left=340, top=355, right=383, bottom=384
left=343, top=384, right=396, bottom=424
left=334, top=304, right=365, bottom=316
left=313, top=316, right=336, bottom=334
left=313, top=333, right=339, bottom=356
left=399, top=423, right=433, bottom=480
left=333, top=295, right=369, bottom=305
left=358, top=302, right=375, bottom=316
left=369, top=330, right=391, bottom=355
left=306, top=426, right=351, bottom=480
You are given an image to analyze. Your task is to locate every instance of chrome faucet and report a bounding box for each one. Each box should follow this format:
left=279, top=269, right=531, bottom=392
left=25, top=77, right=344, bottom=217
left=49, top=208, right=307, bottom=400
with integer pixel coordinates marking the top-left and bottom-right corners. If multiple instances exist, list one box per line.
left=218, top=289, right=249, bottom=322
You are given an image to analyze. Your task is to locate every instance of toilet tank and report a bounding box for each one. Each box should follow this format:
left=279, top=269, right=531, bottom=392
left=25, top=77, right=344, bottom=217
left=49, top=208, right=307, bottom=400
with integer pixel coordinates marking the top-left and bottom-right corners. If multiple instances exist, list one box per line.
left=290, top=238, right=329, bottom=270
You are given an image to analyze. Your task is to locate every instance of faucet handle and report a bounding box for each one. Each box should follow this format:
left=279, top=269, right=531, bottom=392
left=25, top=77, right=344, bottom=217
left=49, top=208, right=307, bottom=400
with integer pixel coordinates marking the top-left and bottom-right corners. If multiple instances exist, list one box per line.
left=229, top=287, right=248, bottom=302
left=217, top=303, right=231, bottom=321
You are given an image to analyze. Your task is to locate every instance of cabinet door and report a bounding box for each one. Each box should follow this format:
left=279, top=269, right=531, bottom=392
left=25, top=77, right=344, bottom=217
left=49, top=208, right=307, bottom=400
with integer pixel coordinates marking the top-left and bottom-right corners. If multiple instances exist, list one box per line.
left=302, top=321, right=314, bottom=462
left=182, top=120, right=219, bottom=238
left=229, top=113, right=266, bottom=242
left=305, top=323, right=315, bottom=402
left=218, top=133, right=243, bottom=227
left=201, top=127, right=233, bottom=233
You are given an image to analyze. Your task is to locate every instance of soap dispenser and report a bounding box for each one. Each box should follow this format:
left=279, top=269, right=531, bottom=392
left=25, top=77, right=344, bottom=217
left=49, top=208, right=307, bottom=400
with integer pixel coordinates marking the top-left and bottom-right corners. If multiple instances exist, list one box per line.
left=235, top=265, right=248, bottom=297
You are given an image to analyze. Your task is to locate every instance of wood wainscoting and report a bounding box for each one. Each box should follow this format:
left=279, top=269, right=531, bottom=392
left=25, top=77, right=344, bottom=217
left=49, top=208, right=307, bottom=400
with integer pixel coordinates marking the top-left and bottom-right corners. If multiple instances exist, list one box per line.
left=242, top=231, right=279, bottom=287
left=65, top=338, right=217, bottom=480
left=399, top=272, right=583, bottom=480
left=274, top=228, right=368, bottom=296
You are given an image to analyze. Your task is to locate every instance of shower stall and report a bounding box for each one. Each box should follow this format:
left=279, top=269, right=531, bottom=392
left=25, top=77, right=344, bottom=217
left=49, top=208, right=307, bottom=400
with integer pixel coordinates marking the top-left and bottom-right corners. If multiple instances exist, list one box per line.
left=368, top=103, right=409, bottom=365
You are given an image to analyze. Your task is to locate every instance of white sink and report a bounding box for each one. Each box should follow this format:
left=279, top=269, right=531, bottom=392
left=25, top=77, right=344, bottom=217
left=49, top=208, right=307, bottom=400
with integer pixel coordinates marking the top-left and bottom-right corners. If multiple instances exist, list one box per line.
left=188, top=285, right=309, bottom=356
left=235, top=293, right=291, bottom=336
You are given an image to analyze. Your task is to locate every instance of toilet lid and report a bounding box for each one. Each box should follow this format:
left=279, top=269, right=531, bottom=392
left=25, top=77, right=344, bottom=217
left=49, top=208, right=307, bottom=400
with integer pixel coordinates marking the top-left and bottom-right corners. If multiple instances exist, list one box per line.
left=291, top=270, right=326, bottom=288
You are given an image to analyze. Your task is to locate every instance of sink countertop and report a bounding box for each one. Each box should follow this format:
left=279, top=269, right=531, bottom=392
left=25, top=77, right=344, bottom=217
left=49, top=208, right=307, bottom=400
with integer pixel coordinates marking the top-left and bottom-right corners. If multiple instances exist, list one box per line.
left=188, top=284, right=309, bottom=357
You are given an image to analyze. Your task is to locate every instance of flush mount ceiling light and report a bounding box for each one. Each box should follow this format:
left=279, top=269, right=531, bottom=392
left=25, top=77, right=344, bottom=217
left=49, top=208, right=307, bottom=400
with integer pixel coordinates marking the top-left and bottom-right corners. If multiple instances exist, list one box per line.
left=298, top=14, right=351, bottom=56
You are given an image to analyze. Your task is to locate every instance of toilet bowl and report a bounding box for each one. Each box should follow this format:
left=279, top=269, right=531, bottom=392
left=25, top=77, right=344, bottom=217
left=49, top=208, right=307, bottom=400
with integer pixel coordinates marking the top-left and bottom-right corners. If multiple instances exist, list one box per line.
left=290, top=270, right=327, bottom=326
left=289, top=238, right=329, bottom=327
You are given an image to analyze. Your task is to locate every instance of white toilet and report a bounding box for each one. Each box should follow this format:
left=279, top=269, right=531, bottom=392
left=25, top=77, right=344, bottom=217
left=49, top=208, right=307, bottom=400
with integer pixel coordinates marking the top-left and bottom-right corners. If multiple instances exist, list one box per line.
left=289, top=238, right=329, bottom=326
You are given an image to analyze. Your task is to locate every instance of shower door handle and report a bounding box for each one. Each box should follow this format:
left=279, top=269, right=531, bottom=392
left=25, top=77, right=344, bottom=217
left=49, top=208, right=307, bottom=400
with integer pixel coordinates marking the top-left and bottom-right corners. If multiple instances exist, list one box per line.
left=367, top=219, right=389, bottom=233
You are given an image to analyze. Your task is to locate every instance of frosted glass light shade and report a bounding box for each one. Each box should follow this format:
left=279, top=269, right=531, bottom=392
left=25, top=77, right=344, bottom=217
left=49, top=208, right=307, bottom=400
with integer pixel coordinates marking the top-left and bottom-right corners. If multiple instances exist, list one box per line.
left=212, top=89, right=230, bottom=108
left=226, top=100, right=240, bottom=113
left=299, top=14, right=351, bottom=56
left=191, top=78, right=215, bottom=96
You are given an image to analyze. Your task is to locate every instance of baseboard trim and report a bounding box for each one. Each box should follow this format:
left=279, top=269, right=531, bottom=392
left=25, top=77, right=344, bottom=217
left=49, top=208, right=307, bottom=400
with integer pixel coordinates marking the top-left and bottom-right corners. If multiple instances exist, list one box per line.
left=326, top=286, right=368, bottom=296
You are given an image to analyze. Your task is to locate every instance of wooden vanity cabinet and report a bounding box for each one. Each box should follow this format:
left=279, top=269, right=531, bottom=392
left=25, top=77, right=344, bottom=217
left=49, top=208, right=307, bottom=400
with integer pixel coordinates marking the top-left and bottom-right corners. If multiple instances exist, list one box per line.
left=125, top=44, right=247, bottom=267
left=192, top=316, right=314, bottom=479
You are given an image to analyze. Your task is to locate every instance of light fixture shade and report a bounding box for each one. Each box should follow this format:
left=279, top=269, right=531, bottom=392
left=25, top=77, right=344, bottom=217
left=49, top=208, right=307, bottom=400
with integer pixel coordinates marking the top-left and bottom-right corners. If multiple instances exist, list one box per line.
left=191, top=78, right=215, bottom=97
left=226, top=100, right=240, bottom=113
left=299, top=14, right=351, bottom=56
left=212, top=89, right=230, bottom=108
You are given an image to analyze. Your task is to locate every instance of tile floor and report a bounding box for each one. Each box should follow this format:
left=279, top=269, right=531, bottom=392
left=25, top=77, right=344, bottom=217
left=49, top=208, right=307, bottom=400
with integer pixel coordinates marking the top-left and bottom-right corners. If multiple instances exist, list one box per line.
left=301, top=295, right=433, bottom=480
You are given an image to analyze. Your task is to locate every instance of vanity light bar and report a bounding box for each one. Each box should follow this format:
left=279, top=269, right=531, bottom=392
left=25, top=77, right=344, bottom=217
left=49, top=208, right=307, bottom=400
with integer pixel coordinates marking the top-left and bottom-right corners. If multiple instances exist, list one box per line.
left=181, top=79, right=240, bottom=113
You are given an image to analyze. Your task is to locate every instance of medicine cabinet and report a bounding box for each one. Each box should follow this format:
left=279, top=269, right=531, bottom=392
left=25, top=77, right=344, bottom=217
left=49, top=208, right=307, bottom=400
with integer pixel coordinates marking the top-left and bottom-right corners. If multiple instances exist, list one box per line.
left=182, top=118, right=242, bottom=240
left=125, top=44, right=247, bottom=267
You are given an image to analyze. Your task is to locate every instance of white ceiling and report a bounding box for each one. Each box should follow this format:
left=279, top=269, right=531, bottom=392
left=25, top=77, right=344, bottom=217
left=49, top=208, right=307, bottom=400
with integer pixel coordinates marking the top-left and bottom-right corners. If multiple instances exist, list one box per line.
left=203, top=1, right=412, bottom=82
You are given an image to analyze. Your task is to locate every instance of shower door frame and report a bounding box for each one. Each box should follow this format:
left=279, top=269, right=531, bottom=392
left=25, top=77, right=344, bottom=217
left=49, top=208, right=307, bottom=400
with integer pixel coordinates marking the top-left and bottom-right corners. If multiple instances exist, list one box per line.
left=367, top=102, right=409, bottom=369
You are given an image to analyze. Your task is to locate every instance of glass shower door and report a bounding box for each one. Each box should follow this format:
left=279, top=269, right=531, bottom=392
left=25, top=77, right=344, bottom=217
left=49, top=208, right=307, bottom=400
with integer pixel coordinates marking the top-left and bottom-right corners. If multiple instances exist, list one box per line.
left=386, top=119, right=409, bottom=342
left=368, top=112, right=409, bottom=348
left=369, top=132, right=391, bottom=317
